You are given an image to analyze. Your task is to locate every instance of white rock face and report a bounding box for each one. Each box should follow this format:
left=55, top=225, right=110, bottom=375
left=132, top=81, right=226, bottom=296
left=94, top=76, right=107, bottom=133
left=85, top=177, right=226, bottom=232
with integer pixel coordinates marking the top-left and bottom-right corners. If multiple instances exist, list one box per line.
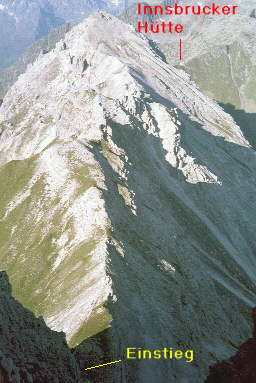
left=0, top=12, right=255, bottom=383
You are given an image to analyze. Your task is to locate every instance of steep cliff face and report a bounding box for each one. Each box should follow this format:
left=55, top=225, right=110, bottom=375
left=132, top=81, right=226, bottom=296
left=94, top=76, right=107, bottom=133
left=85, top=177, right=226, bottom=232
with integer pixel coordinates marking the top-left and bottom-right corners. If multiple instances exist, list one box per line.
left=0, top=271, right=84, bottom=383
left=0, top=12, right=256, bottom=383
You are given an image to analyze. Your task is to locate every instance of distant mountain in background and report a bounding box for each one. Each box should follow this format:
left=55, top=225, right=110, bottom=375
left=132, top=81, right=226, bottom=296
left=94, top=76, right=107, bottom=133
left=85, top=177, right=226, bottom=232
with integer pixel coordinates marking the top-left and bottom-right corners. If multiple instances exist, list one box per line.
left=0, top=23, right=72, bottom=101
left=0, top=0, right=63, bottom=69
left=0, top=0, right=133, bottom=71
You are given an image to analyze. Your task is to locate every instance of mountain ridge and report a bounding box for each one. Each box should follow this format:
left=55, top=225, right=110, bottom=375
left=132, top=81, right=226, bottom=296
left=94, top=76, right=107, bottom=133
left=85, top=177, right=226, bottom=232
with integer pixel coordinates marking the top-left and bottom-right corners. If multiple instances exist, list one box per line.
left=0, top=0, right=130, bottom=70
left=0, top=23, right=72, bottom=101
left=0, top=11, right=255, bottom=383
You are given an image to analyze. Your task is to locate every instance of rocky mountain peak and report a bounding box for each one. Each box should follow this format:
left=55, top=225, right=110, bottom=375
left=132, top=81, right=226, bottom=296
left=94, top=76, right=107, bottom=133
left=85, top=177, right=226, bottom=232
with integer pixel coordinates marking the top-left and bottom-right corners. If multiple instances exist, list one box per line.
left=0, top=11, right=249, bottom=164
left=0, top=11, right=255, bottom=383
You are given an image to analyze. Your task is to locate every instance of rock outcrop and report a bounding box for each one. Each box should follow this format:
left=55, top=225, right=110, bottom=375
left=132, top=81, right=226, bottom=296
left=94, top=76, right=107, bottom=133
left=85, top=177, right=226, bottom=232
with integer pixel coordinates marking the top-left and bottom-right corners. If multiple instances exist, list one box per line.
left=0, top=271, right=84, bottom=383
left=206, top=308, right=256, bottom=383
left=250, top=9, right=256, bottom=19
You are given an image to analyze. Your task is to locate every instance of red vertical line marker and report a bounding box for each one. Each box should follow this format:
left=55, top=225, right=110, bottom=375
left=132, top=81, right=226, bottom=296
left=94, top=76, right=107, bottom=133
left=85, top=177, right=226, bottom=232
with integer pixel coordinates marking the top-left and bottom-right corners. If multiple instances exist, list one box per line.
left=179, top=39, right=182, bottom=61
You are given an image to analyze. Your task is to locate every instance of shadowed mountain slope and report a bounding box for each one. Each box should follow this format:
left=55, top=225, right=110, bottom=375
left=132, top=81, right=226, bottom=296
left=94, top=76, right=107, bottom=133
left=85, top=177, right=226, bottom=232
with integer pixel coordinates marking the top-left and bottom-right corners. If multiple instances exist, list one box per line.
left=0, top=271, right=86, bottom=383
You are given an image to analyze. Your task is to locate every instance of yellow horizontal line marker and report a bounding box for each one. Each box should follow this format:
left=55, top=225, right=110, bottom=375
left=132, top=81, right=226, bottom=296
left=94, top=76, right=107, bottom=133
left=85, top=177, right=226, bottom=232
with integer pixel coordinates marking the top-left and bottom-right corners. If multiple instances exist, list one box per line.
left=84, top=360, right=123, bottom=371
